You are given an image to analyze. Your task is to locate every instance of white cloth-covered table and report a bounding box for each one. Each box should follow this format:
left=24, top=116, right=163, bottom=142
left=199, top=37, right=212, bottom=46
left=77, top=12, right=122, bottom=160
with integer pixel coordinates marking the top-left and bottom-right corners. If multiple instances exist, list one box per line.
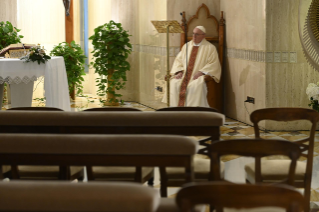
left=0, top=56, right=71, bottom=111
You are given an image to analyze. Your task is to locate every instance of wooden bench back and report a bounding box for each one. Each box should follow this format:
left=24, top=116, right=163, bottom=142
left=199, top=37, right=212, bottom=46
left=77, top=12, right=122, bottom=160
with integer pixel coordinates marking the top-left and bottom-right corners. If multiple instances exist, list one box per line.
left=176, top=182, right=305, bottom=212
left=0, top=110, right=224, bottom=156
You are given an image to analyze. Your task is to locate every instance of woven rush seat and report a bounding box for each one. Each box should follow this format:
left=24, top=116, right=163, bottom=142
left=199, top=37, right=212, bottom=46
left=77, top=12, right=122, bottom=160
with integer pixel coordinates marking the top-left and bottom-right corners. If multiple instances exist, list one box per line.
left=245, top=160, right=306, bottom=183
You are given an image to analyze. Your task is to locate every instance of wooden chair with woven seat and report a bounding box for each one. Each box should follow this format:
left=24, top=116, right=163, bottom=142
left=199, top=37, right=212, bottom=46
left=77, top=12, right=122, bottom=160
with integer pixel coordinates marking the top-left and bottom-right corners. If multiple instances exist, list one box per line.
left=246, top=108, right=318, bottom=212
left=81, top=107, right=153, bottom=186
left=209, top=138, right=301, bottom=186
left=176, top=182, right=305, bottom=212
left=155, top=106, right=225, bottom=196
left=3, top=107, right=84, bottom=181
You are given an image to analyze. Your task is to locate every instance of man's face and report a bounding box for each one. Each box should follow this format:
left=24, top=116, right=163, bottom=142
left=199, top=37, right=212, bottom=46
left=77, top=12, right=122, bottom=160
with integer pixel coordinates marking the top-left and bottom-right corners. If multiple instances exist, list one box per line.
left=192, top=28, right=205, bottom=44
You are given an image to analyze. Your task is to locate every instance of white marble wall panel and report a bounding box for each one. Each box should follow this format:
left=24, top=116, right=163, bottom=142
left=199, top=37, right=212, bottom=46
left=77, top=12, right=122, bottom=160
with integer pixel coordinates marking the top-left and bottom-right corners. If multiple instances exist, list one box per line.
left=15, top=0, right=65, bottom=99
left=224, top=57, right=266, bottom=125
left=221, top=0, right=266, bottom=51
left=221, top=0, right=266, bottom=125
left=265, top=0, right=319, bottom=130
left=17, top=0, right=65, bottom=53
left=0, top=0, right=17, bottom=25
left=138, top=0, right=167, bottom=47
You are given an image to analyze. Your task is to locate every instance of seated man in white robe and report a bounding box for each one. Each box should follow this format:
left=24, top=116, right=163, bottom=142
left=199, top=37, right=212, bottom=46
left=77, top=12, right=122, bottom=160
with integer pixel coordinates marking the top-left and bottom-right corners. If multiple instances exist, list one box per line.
left=163, top=26, right=221, bottom=107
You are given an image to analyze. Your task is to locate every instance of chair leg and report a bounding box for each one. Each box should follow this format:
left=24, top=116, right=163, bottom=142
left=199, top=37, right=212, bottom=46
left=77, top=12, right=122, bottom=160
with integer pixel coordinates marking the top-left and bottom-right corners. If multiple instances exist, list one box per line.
left=86, top=166, right=94, bottom=181
left=304, top=185, right=312, bottom=212
left=147, top=177, right=154, bottom=187
left=159, top=167, right=168, bottom=197
left=11, top=165, right=19, bottom=179
left=134, top=167, right=143, bottom=183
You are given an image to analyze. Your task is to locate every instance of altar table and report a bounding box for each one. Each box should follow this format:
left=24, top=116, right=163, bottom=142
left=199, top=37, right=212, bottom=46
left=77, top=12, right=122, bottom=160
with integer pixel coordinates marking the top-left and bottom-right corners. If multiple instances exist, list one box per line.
left=0, top=56, right=71, bottom=111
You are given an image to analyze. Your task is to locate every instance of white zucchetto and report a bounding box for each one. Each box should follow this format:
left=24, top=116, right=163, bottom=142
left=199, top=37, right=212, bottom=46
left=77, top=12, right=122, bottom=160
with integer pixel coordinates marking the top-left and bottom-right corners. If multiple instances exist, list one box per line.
left=195, top=26, right=206, bottom=33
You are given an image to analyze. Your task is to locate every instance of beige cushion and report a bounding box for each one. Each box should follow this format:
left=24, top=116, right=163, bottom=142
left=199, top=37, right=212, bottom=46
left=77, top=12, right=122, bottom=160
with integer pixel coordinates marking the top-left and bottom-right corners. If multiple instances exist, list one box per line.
left=156, top=198, right=205, bottom=212
left=0, top=111, right=225, bottom=127
left=245, top=160, right=306, bottom=183
left=93, top=167, right=153, bottom=180
left=166, top=158, right=225, bottom=180
left=0, top=134, right=197, bottom=155
left=17, top=166, right=84, bottom=179
left=0, top=181, right=160, bottom=212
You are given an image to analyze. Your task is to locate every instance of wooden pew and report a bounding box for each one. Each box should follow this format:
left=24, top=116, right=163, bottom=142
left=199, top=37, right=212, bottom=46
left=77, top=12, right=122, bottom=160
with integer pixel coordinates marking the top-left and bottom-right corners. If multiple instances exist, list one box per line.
left=0, top=110, right=225, bottom=196
left=0, top=134, right=197, bottom=198
left=0, top=110, right=224, bottom=156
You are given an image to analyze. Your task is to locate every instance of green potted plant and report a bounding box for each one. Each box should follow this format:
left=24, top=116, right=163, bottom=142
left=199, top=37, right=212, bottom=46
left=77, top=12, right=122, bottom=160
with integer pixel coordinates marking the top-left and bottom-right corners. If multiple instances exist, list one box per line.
left=50, top=41, right=86, bottom=99
left=89, top=20, right=132, bottom=106
left=0, top=21, right=23, bottom=50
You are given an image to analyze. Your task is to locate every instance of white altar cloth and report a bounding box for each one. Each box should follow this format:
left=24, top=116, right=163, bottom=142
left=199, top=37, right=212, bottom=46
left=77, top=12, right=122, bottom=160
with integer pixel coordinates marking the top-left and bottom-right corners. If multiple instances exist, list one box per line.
left=0, top=56, right=71, bottom=111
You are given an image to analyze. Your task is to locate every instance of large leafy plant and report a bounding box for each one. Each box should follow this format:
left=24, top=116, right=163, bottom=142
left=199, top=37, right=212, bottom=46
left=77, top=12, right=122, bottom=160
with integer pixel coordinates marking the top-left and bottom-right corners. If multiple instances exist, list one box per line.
left=89, top=20, right=132, bottom=105
left=50, top=41, right=86, bottom=96
left=0, top=21, right=23, bottom=49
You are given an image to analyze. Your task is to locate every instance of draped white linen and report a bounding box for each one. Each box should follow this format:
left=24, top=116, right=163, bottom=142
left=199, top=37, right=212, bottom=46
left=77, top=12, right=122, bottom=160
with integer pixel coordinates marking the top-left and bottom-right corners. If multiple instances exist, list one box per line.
left=0, top=56, right=71, bottom=111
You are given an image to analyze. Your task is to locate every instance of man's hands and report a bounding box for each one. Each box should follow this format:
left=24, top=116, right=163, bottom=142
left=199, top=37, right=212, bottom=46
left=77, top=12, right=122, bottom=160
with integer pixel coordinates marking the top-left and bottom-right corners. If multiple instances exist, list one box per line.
left=174, top=71, right=184, bottom=79
left=192, top=71, right=205, bottom=80
left=171, top=71, right=204, bottom=80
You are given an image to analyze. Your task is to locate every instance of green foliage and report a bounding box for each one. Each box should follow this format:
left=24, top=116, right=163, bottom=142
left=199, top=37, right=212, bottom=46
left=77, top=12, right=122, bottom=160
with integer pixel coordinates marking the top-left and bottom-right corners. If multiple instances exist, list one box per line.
left=20, top=45, right=51, bottom=64
left=50, top=41, right=86, bottom=95
left=89, top=20, right=132, bottom=103
left=0, top=21, right=23, bottom=49
left=308, top=97, right=319, bottom=112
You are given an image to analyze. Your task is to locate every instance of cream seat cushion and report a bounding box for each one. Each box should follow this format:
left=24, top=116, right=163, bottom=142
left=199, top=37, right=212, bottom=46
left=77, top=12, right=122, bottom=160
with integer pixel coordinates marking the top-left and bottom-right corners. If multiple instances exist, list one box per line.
left=166, top=158, right=225, bottom=180
left=156, top=198, right=205, bottom=212
left=245, top=160, right=306, bottom=183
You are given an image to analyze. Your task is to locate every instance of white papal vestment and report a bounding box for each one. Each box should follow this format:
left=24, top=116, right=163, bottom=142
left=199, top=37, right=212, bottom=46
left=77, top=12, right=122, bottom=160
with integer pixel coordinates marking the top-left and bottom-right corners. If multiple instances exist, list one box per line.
left=162, top=39, right=221, bottom=107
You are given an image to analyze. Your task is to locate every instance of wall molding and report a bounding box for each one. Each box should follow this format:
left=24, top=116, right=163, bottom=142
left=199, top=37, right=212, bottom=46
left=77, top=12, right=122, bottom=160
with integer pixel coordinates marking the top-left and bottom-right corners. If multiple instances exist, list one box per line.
left=132, top=44, right=180, bottom=57
left=227, top=48, right=266, bottom=62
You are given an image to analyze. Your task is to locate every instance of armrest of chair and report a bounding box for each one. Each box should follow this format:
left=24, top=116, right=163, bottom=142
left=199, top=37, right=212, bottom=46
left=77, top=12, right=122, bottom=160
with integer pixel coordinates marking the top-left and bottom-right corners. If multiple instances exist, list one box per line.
left=204, top=75, right=214, bottom=82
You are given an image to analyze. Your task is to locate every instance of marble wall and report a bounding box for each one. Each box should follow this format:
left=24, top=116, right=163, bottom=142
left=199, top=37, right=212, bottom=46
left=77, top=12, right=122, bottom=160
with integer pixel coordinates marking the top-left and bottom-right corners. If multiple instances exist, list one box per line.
left=221, top=0, right=267, bottom=125
left=0, top=0, right=17, bottom=25
left=264, top=0, right=319, bottom=130
left=14, top=0, right=65, bottom=99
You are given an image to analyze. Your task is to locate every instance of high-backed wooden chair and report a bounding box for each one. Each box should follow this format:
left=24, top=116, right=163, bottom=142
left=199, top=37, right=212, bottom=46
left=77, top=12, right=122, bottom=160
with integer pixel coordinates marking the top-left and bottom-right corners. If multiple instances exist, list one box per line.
left=209, top=139, right=301, bottom=186
left=176, top=182, right=305, bottom=212
left=180, top=4, right=225, bottom=112
left=246, top=108, right=318, bottom=212
left=0, top=134, right=197, bottom=197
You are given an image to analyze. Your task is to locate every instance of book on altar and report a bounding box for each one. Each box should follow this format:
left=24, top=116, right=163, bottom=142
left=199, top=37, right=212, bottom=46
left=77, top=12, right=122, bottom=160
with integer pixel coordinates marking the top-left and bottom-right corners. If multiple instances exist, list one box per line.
left=0, top=43, right=36, bottom=57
